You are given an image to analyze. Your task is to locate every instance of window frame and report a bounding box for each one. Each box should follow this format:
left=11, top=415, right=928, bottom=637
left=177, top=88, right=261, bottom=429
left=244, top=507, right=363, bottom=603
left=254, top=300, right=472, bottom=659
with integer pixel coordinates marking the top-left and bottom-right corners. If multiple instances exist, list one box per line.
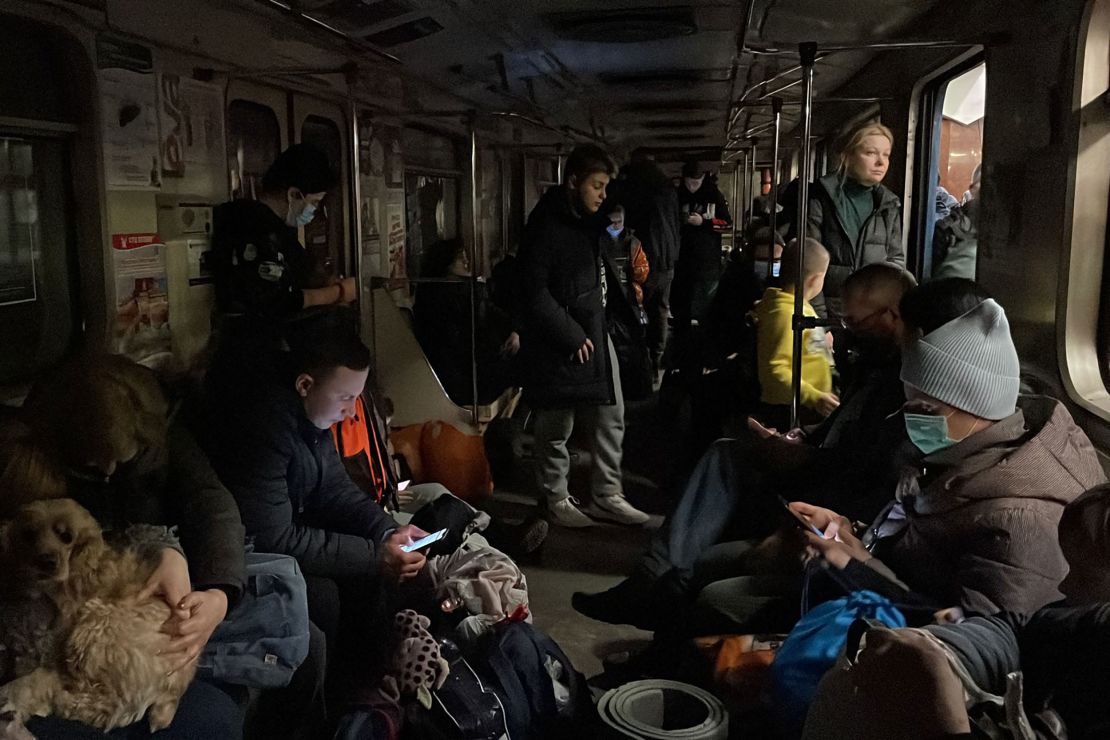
left=0, top=131, right=80, bottom=384
left=300, top=113, right=346, bottom=278
left=0, top=13, right=91, bottom=387
left=1059, top=0, right=1110, bottom=422
left=905, top=50, right=985, bottom=279
left=226, top=99, right=282, bottom=201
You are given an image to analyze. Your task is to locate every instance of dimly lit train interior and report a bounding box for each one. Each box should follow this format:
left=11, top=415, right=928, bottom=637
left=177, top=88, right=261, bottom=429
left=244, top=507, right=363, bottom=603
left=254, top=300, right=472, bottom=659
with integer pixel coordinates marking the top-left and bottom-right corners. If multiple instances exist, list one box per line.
left=1, top=0, right=1109, bottom=738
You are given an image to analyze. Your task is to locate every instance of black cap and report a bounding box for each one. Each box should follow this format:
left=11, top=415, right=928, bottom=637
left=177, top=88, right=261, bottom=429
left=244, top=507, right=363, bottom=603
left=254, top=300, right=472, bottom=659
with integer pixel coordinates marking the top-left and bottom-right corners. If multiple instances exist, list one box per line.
left=681, top=160, right=702, bottom=178
left=262, top=143, right=338, bottom=195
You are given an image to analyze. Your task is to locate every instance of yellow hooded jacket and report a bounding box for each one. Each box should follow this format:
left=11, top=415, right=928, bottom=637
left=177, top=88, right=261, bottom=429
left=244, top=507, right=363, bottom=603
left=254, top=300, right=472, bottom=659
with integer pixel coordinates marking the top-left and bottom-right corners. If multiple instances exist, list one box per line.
left=755, top=286, right=833, bottom=408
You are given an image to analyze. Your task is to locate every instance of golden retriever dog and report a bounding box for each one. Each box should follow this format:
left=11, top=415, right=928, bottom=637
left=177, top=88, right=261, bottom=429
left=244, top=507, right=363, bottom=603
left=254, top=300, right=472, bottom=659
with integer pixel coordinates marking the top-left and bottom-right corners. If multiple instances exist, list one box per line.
left=0, top=499, right=195, bottom=731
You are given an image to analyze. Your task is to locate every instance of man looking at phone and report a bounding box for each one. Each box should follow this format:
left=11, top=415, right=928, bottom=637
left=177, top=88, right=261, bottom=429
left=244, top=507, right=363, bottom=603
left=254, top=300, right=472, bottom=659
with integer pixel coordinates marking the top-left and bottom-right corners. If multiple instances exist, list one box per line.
left=205, top=322, right=427, bottom=694
left=672, top=161, right=732, bottom=326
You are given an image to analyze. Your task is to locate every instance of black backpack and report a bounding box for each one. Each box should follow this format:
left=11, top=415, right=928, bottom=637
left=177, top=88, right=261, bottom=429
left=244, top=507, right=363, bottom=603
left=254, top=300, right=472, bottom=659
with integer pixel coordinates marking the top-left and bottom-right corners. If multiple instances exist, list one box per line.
left=403, top=640, right=510, bottom=740
left=474, top=622, right=590, bottom=740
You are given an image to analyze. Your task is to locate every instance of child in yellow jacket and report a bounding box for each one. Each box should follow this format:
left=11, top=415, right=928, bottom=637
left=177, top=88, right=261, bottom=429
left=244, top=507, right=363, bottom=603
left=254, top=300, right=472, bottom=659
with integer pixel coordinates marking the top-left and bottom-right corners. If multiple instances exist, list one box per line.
left=755, top=238, right=839, bottom=424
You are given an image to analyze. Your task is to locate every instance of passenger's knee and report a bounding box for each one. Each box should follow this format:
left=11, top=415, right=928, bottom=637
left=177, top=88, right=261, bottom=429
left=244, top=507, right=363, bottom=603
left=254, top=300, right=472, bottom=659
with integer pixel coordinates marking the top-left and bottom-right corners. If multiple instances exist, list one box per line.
left=177, top=682, right=244, bottom=740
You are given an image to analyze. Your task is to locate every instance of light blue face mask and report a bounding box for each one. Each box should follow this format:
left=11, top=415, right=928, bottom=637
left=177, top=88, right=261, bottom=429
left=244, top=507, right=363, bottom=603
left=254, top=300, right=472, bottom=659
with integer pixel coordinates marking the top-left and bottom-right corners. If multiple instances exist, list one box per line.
left=606, top=225, right=623, bottom=238
left=287, top=195, right=318, bottom=227
left=904, top=412, right=957, bottom=455
left=295, top=203, right=317, bottom=227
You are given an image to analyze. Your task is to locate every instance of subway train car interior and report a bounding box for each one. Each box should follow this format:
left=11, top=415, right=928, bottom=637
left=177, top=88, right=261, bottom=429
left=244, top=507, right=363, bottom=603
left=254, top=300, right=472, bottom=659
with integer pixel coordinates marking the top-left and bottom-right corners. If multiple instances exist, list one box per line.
left=2, top=0, right=1110, bottom=737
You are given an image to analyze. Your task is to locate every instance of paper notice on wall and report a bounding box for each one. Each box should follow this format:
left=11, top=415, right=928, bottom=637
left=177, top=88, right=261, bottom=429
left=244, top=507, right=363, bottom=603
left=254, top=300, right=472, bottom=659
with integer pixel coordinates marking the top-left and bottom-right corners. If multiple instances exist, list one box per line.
left=360, top=196, right=382, bottom=261
left=386, top=203, right=406, bottom=289
left=158, top=75, right=227, bottom=196
left=99, top=67, right=161, bottom=190
left=112, top=233, right=171, bottom=359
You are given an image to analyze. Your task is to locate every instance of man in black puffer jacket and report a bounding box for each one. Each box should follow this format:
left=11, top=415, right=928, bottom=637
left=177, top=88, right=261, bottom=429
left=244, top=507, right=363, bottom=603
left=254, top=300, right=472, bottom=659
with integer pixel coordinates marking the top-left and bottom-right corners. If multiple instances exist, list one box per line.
left=517, top=145, right=650, bottom=529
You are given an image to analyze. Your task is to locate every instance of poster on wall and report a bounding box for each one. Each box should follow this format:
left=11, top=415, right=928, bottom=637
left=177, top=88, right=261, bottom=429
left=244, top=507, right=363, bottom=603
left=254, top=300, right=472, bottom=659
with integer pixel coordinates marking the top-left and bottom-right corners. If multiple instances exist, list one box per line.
left=158, top=75, right=226, bottom=196
left=111, top=233, right=172, bottom=360
left=386, top=203, right=406, bottom=289
left=360, top=196, right=382, bottom=260
left=97, top=37, right=160, bottom=190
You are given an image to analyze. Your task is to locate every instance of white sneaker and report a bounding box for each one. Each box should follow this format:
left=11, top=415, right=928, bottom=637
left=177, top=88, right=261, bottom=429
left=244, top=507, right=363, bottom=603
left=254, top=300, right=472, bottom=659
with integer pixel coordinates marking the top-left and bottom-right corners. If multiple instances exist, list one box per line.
left=586, top=494, right=650, bottom=526
left=546, top=497, right=594, bottom=528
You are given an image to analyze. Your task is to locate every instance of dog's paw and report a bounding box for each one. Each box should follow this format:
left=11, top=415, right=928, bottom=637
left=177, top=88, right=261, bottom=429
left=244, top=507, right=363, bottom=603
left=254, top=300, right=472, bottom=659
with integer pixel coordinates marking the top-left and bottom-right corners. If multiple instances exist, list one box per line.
left=0, top=710, right=34, bottom=740
left=147, top=699, right=180, bottom=733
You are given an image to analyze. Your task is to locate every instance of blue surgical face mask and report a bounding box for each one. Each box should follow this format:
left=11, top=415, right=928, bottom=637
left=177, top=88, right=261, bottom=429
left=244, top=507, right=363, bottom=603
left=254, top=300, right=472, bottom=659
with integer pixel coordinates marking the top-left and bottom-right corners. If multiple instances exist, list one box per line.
left=286, top=194, right=318, bottom=227
left=606, top=225, right=623, bottom=238
left=295, top=203, right=317, bottom=227
left=904, top=412, right=957, bottom=455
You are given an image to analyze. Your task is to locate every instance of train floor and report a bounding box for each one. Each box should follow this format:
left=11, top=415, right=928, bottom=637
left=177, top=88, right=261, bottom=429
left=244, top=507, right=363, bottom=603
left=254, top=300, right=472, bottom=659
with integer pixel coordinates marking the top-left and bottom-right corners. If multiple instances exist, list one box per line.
left=481, top=392, right=679, bottom=678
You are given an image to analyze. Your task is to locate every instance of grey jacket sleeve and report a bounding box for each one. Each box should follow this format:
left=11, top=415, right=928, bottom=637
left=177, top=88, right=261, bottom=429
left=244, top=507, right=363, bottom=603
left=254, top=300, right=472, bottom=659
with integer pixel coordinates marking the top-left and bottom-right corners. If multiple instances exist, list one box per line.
left=805, top=194, right=824, bottom=241
left=884, top=210, right=905, bottom=267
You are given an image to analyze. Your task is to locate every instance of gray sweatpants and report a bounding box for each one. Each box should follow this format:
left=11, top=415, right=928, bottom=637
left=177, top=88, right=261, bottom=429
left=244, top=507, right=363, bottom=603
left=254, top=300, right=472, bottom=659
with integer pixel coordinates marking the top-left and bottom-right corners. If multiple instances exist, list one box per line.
left=533, top=337, right=625, bottom=504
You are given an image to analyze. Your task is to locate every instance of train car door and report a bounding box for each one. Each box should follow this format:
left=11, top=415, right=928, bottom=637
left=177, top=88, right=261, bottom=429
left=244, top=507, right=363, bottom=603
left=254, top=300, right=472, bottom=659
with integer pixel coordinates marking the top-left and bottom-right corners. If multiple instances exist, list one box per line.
left=293, top=98, right=350, bottom=284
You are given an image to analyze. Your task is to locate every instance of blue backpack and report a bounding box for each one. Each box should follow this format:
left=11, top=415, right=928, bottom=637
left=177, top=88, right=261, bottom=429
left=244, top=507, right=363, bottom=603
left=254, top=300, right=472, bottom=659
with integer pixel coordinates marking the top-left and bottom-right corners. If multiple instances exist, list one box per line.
left=197, top=551, right=311, bottom=688
left=769, top=590, right=906, bottom=736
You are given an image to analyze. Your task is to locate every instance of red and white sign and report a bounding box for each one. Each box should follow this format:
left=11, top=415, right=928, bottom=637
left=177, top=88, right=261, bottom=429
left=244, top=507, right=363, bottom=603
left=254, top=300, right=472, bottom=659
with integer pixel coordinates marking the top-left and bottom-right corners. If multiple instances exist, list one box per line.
left=112, top=232, right=164, bottom=250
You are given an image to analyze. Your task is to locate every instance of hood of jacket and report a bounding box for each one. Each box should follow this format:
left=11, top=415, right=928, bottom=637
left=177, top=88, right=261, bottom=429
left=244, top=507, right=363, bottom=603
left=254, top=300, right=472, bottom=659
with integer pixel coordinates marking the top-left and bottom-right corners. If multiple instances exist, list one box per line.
left=911, top=396, right=1106, bottom=515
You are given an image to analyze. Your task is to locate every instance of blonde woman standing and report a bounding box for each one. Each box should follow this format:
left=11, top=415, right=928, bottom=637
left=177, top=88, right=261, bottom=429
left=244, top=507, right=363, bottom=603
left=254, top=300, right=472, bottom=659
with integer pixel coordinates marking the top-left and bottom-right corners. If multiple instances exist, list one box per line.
left=806, top=121, right=904, bottom=319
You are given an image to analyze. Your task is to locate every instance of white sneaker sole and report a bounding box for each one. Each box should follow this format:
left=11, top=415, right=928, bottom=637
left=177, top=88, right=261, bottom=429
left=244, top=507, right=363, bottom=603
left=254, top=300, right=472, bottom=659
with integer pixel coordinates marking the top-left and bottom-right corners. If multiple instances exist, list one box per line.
left=585, top=505, right=649, bottom=527
left=545, top=507, right=594, bottom=528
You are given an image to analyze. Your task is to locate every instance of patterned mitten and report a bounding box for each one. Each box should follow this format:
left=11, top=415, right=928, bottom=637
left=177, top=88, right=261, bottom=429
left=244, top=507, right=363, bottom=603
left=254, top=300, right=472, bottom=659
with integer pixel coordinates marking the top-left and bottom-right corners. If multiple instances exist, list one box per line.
left=391, top=610, right=449, bottom=707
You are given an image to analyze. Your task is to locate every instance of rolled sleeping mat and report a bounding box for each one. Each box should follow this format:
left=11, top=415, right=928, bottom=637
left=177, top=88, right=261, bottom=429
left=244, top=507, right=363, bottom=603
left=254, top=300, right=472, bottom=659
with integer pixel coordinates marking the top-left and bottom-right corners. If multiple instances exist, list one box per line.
left=597, top=679, right=729, bottom=739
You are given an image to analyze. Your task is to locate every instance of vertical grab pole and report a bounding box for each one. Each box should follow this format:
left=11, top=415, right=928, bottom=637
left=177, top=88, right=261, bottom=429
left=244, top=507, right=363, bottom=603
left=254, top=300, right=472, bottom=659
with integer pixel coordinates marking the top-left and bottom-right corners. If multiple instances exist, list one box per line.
left=791, top=42, right=817, bottom=428
left=766, top=96, right=783, bottom=281
left=468, top=115, right=481, bottom=427
left=731, top=161, right=740, bottom=250
left=748, top=140, right=759, bottom=230
left=741, top=149, right=752, bottom=234
left=346, top=69, right=374, bottom=366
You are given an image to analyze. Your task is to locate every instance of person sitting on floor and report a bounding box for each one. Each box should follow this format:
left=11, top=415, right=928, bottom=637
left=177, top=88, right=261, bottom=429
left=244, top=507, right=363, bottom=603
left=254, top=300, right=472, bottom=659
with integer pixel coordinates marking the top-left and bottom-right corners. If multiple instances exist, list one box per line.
left=794, top=296, right=1106, bottom=619
left=202, top=326, right=429, bottom=698
left=804, top=482, right=1110, bottom=740
left=4, top=353, right=246, bottom=740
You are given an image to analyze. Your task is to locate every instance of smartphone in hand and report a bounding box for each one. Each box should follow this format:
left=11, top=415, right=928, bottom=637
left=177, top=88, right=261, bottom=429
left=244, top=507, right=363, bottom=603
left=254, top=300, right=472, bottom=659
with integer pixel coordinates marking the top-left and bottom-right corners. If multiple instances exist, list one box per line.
left=400, top=527, right=448, bottom=553
left=777, top=496, right=824, bottom=537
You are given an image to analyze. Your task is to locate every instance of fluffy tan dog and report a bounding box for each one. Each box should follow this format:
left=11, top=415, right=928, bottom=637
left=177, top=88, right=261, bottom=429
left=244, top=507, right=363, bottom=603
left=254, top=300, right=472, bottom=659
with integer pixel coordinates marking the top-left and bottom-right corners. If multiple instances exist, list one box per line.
left=0, top=499, right=195, bottom=731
